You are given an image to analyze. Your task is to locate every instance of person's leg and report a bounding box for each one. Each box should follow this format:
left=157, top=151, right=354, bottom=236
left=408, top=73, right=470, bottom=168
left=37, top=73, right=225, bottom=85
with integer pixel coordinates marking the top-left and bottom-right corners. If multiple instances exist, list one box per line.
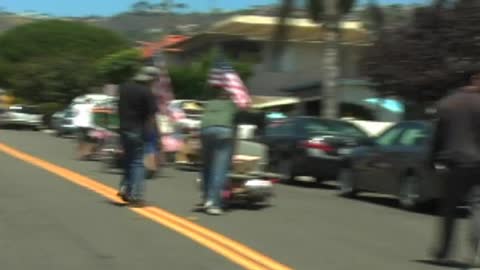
left=206, top=128, right=233, bottom=214
left=470, top=184, right=480, bottom=265
left=435, top=168, right=469, bottom=259
left=128, top=130, right=146, bottom=205
left=84, top=128, right=97, bottom=159
left=76, top=128, right=86, bottom=159
left=200, top=129, right=214, bottom=204
left=119, top=132, right=132, bottom=198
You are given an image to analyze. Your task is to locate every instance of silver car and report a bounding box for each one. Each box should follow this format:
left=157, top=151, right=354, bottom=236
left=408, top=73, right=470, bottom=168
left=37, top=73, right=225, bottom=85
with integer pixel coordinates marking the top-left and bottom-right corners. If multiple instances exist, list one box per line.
left=0, top=104, right=43, bottom=130
left=51, top=109, right=76, bottom=137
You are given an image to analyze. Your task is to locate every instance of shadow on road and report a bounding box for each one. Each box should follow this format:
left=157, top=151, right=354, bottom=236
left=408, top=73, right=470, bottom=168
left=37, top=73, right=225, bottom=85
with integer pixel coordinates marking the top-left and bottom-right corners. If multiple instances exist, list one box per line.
left=191, top=202, right=272, bottom=214
left=414, top=259, right=470, bottom=268
left=175, top=166, right=201, bottom=172
left=105, top=200, right=128, bottom=207
left=281, top=180, right=338, bottom=190
left=347, top=194, right=470, bottom=217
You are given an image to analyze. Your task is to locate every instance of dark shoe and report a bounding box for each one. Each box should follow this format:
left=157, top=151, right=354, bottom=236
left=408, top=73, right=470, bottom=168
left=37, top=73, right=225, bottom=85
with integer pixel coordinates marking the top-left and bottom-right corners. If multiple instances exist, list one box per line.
left=118, top=192, right=131, bottom=203
left=117, top=186, right=128, bottom=200
left=430, top=248, right=450, bottom=265
left=128, top=199, right=146, bottom=208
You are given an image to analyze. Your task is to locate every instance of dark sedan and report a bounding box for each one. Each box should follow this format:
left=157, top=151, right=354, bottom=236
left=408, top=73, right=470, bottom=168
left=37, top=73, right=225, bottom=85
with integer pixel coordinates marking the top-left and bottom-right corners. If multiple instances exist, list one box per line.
left=261, top=116, right=370, bottom=183
left=337, top=121, right=443, bottom=209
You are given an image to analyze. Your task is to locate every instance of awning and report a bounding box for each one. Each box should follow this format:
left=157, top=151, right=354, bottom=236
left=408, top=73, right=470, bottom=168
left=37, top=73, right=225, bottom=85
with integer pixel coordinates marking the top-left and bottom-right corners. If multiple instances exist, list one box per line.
left=251, top=95, right=300, bottom=109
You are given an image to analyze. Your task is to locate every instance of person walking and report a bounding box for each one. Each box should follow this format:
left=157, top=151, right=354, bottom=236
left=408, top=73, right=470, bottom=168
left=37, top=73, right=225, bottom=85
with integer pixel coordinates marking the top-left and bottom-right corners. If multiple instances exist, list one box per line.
left=430, top=65, right=480, bottom=266
left=117, top=66, right=159, bottom=207
left=199, top=89, right=240, bottom=215
left=72, top=98, right=95, bottom=160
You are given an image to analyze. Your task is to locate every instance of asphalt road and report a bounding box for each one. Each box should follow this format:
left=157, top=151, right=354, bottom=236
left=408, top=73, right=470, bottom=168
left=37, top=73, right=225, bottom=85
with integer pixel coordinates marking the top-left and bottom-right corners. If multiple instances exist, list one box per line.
left=0, top=129, right=475, bottom=270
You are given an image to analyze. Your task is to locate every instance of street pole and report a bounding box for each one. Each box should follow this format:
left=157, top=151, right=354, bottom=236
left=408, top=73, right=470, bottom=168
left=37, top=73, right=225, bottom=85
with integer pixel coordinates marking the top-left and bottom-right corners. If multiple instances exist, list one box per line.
left=321, top=0, right=340, bottom=119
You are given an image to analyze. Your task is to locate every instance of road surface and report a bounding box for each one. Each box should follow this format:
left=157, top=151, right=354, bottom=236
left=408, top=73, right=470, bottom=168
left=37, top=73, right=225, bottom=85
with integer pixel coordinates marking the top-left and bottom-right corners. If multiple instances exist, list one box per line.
left=0, top=129, right=474, bottom=269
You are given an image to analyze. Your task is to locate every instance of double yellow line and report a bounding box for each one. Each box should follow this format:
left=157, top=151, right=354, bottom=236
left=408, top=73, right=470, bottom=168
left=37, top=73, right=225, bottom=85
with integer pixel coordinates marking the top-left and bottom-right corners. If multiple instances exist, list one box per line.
left=0, top=143, right=292, bottom=270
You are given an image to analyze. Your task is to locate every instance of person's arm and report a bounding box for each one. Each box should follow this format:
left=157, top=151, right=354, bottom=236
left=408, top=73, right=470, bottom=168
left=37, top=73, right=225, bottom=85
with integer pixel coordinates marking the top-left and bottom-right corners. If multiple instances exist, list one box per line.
left=145, top=89, right=159, bottom=135
left=427, top=112, right=445, bottom=169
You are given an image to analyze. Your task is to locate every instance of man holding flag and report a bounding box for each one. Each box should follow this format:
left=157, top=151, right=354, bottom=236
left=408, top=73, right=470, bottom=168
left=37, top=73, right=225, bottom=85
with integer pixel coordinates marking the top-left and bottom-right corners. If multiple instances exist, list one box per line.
left=198, top=52, right=251, bottom=215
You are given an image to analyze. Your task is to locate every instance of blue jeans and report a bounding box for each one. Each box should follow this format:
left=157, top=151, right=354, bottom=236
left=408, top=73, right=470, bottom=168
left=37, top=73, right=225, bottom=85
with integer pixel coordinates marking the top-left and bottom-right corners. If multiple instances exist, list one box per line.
left=145, top=131, right=159, bottom=155
left=201, top=126, right=234, bottom=208
left=119, top=130, right=145, bottom=200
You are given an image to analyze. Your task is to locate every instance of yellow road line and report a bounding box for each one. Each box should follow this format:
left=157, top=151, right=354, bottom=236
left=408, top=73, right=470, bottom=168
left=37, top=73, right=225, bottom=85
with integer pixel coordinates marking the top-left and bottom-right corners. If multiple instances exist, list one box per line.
left=0, top=143, right=292, bottom=270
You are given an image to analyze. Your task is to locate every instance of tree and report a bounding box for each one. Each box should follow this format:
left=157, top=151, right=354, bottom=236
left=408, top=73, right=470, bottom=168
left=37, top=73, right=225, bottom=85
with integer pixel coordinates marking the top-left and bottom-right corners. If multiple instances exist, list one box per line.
left=272, top=0, right=355, bottom=119
left=96, top=49, right=142, bottom=84
left=0, top=20, right=129, bottom=105
left=131, top=1, right=153, bottom=12
left=362, top=0, right=480, bottom=118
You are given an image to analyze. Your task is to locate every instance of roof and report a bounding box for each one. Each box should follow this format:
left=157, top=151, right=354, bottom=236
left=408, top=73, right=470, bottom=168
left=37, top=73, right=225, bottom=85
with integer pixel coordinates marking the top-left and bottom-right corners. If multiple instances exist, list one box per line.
left=140, top=35, right=190, bottom=58
left=162, top=15, right=370, bottom=53
left=206, top=15, right=370, bottom=44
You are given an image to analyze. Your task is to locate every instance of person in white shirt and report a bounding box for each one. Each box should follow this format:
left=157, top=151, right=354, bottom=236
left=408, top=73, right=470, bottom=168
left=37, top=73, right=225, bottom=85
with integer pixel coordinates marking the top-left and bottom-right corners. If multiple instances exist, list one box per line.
left=72, top=98, right=95, bottom=160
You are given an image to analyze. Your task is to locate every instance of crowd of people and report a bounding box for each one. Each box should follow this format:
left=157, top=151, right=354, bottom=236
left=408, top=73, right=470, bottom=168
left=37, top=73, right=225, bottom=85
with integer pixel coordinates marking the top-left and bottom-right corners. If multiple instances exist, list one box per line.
left=70, top=66, right=242, bottom=215
left=67, top=62, right=480, bottom=265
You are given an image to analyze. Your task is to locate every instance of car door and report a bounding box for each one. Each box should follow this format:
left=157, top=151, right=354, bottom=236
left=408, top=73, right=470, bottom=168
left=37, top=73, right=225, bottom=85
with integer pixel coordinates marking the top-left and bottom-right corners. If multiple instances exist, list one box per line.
left=356, top=123, right=407, bottom=192
left=263, top=120, right=295, bottom=170
left=391, top=122, right=432, bottom=192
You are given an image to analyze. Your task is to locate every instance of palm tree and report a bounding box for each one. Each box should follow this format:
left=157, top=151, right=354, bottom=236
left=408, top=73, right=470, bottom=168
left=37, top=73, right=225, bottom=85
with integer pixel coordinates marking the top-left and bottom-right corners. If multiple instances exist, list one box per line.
left=272, top=0, right=356, bottom=118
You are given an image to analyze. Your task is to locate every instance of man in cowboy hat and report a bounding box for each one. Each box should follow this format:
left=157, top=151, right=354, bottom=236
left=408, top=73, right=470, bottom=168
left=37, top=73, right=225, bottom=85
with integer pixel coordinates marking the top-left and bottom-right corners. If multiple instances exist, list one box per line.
left=117, top=66, right=160, bottom=207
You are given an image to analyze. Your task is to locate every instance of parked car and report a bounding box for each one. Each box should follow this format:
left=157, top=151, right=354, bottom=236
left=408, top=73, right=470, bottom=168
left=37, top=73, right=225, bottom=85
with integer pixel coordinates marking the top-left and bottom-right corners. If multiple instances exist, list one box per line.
left=260, top=116, right=370, bottom=183
left=51, top=109, right=76, bottom=137
left=337, top=121, right=441, bottom=209
left=0, top=104, right=43, bottom=130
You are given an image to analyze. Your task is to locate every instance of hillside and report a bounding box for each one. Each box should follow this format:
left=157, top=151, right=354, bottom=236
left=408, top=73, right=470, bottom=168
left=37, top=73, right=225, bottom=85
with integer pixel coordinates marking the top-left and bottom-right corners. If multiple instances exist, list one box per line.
left=92, top=11, right=245, bottom=41
left=0, top=5, right=417, bottom=42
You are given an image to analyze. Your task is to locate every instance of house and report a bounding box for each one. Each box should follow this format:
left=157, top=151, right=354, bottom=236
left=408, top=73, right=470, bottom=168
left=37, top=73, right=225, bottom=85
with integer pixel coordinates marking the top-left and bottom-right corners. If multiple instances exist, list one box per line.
left=159, top=15, right=403, bottom=121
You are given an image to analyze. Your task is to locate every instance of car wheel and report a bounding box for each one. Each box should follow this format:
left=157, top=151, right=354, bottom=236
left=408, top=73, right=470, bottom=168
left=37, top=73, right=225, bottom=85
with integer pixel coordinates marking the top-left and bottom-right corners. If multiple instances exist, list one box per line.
left=277, top=157, right=295, bottom=184
left=337, top=167, right=357, bottom=197
left=398, top=175, right=421, bottom=210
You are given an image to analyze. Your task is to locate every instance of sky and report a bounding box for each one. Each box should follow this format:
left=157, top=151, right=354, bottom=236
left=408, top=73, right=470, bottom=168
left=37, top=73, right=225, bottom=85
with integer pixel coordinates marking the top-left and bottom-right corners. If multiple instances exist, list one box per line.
left=0, top=0, right=427, bottom=17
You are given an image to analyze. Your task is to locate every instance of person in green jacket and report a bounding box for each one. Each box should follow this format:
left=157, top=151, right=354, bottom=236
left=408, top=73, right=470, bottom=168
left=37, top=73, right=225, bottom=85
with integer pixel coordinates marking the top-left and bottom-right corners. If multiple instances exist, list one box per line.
left=199, top=89, right=239, bottom=215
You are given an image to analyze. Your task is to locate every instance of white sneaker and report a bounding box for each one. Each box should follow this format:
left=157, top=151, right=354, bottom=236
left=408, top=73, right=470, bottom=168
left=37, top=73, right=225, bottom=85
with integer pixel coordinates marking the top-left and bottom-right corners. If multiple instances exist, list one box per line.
left=206, top=206, right=223, bottom=216
left=203, top=200, right=213, bottom=208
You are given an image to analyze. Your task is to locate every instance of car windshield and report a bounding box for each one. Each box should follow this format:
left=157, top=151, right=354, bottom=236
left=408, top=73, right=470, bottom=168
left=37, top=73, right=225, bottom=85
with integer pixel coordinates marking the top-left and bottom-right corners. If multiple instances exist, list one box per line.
left=64, top=110, right=75, bottom=118
left=302, top=118, right=368, bottom=138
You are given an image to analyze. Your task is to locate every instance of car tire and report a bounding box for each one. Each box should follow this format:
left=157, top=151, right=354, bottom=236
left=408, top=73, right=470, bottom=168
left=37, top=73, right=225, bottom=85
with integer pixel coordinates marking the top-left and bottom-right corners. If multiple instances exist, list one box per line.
left=337, top=167, right=357, bottom=197
left=277, top=157, right=295, bottom=184
left=398, top=174, right=421, bottom=210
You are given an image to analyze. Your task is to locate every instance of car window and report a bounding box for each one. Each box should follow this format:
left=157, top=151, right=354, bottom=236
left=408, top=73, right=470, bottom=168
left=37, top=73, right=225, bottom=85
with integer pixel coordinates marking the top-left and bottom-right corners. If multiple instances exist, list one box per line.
left=24, top=106, right=39, bottom=114
left=301, top=119, right=368, bottom=138
left=375, top=125, right=405, bottom=146
left=64, top=110, right=74, bottom=118
left=9, top=106, right=23, bottom=113
left=397, top=125, right=429, bottom=146
left=326, top=121, right=368, bottom=138
left=266, top=120, right=294, bottom=136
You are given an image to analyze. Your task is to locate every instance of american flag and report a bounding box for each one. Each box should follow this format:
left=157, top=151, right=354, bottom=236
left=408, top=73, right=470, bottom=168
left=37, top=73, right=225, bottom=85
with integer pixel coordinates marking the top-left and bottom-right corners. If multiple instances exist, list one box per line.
left=208, top=54, right=251, bottom=109
left=152, top=51, right=185, bottom=121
